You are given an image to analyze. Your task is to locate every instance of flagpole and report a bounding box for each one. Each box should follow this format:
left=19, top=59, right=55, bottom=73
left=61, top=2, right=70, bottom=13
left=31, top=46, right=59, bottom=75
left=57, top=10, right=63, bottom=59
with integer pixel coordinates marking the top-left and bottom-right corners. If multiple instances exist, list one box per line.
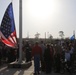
left=18, top=0, right=22, bottom=63
left=73, top=30, right=75, bottom=39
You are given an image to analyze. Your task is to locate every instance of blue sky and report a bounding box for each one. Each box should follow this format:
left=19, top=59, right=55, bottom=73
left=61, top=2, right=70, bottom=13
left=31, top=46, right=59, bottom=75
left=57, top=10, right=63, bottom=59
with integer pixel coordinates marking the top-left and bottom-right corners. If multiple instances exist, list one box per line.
left=0, top=0, right=76, bottom=38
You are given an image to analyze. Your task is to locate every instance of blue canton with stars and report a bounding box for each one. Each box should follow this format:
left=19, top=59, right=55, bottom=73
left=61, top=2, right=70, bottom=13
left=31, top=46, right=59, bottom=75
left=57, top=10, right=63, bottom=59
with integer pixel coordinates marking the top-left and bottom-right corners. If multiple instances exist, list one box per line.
left=0, top=3, right=15, bottom=38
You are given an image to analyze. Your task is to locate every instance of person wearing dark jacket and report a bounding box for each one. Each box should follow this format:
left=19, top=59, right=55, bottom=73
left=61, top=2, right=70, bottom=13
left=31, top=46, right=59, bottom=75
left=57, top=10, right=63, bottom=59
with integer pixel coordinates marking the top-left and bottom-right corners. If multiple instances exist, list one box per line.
left=44, top=44, right=52, bottom=74
left=25, top=41, right=32, bottom=62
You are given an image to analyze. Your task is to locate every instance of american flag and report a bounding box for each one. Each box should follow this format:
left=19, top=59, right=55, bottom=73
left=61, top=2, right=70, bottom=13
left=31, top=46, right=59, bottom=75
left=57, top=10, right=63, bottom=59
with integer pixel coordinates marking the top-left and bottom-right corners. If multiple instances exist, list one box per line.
left=0, top=2, right=17, bottom=47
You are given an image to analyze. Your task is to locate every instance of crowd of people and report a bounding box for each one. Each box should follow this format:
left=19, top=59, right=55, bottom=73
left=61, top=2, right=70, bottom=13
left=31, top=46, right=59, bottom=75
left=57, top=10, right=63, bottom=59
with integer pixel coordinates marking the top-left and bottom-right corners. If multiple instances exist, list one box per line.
left=0, top=44, right=17, bottom=64
left=0, top=40, right=76, bottom=75
left=31, top=40, right=76, bottom=75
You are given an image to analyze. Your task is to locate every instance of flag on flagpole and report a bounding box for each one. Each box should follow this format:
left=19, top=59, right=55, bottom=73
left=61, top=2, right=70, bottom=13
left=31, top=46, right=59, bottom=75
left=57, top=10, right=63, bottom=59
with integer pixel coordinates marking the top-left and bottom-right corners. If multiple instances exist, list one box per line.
left=0, top=2, right=17, bottom=48
left=70, top=35, right=75, bottom=40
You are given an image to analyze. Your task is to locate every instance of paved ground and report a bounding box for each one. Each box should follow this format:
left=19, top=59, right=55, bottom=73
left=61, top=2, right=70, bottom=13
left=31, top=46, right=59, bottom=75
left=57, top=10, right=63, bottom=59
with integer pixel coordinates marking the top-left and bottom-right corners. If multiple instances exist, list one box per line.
left=0, top=61, right=76, bottom=75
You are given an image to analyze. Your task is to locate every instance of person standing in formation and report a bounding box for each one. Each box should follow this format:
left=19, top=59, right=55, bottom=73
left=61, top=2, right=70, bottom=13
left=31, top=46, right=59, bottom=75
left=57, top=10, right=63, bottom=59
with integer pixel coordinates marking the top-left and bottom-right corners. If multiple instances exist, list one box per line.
left=40, top=41, right=46, bottom=72
left=32, top=41, right=42, bottom=75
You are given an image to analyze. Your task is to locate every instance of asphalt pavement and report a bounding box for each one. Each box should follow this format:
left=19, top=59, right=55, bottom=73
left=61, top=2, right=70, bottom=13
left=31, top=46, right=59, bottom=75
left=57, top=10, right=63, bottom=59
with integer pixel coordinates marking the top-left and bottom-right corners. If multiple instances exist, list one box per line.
left=0, top=61, right=76, bottom=75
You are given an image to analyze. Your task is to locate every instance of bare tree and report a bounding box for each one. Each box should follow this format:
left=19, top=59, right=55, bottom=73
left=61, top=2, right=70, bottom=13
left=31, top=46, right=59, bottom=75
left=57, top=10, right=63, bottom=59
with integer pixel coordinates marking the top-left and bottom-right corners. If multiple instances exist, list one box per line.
left=48, top=34, right=53, bottom=39
left=35, top=32, right=40, bottom=39
left=59, top=31, right=64, bottom=39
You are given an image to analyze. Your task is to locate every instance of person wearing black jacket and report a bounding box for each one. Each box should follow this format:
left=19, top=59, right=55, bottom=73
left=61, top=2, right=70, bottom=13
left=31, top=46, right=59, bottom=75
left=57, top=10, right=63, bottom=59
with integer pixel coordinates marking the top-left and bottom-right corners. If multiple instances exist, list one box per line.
left=25, top=41, right=32, bottom=62
left=44, top=44, right=52, bottom=74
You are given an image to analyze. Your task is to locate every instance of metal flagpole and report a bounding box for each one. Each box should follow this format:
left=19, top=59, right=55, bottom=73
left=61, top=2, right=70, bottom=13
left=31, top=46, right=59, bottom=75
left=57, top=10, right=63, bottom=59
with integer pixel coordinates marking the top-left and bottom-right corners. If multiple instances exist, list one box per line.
left=73, top=30, right=75, bottom=39
left=18, top=0, right=22, bottom=63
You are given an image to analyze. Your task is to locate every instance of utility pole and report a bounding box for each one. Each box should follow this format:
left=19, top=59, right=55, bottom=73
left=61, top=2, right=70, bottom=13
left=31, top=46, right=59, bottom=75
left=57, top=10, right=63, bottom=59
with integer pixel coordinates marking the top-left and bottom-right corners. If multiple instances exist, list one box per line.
left=45, top=32, right=46, bottom=43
